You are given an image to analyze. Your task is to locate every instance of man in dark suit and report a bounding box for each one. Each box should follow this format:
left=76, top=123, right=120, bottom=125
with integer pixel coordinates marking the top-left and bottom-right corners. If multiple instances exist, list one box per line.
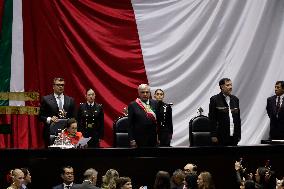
left=128, top=84, right=158, bottom=148
left=209, top=78, right=241, bottom=146
left=71, top=168, right=99, bottom=189
left=266, top=81, right=284, bottom=139
left=39, top=78, right=76, bottom=147
left=154, top=89, right=173, bottom=147
left=52, top=166, right=76, bottom=189
left=77, top=88, right=104, bottom=148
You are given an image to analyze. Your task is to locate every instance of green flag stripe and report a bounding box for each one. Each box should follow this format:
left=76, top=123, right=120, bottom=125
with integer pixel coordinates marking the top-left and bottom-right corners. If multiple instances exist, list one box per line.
left=0, top=0, right=12, bottom=106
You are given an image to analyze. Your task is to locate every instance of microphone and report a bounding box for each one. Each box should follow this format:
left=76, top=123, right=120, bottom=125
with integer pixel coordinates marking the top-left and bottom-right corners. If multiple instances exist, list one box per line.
left=197, top=107, right=204, bottom=115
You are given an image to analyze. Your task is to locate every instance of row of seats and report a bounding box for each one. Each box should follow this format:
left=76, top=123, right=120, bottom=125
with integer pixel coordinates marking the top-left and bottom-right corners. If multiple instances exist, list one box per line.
left=113, top=115, right=212, bottom=147
left=48, top=115, right=212, bottom=147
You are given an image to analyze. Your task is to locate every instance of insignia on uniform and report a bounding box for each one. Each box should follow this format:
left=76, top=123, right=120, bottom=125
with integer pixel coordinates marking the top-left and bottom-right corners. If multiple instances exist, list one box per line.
left=87, top=123, right=93, bottom=128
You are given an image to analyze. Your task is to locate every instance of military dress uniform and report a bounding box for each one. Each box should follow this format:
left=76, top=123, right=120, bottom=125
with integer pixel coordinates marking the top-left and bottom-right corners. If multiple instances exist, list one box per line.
left=77, top=102, right=104, bottom=148
left=156, top=101, right=173, bottom=147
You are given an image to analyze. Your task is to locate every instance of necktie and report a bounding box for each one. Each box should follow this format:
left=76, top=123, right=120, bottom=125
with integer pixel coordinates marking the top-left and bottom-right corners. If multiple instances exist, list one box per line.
left=65, top=185, right=71, bottom=189
left=57, top=96, right=63, bottom=110
left=226, top=96, right=234, bottom=136
left=276, top=96, right=281, bottom=113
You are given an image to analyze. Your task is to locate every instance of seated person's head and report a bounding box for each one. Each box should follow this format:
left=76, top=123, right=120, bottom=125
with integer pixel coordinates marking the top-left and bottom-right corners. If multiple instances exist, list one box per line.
left=171, top=169, right=185, bottom=187
left=66, top=118, right=78, bottom=136
left=116, top=177, right=132, bottom=189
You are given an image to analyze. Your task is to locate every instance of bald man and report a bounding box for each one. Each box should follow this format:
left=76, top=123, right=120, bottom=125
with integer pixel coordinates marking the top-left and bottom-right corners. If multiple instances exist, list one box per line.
left=184, top=163, right=197, bottom=175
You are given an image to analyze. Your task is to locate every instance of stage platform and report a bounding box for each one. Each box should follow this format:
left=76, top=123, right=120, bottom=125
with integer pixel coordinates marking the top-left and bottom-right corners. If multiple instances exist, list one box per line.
left=1, top=144, right=284, bottom=189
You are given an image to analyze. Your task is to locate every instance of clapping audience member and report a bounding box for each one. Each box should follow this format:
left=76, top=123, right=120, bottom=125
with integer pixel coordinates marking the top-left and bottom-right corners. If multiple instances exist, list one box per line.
left=254, top=167, right=276, bottom=189
left=154, top=171, right=171, bottom=189
left=53, top=166, right=76, bottom=189
left=170, top=169, right=185, bottom=189
left=196, top=172, right=215, bottom=189
left=20, top=168, right=31, bottom=189
left=115, top=177, right=132, bottom=189
left=102, top=169, right=119, bottom=189
left=235, top=160, right=247, bottom=186
left=240, top=180, right=255, bottom=189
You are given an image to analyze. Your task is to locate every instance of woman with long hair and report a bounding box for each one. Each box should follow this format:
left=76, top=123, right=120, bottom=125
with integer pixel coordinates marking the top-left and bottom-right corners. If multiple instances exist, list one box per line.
left=154, top=171, right=171, bottom=189
left=102, top=169, right=119, bottom=189
left=197, top=172, right=215, bottom=189
left=6, top=169, right=25, bottom=189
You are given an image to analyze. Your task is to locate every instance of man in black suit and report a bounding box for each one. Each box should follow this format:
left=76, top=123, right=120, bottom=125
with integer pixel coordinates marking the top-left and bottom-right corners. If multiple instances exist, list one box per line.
left=71, top=168, right=99, bottom=189
left=77, top=88, right=104, bottom=148
left=154, top=89, right=173, bottom=147
left=53, top=166, right=76, bottom=189
left=128, top=84, right=158, bottom=148
left=266, top=81, right=284, bottom=139
left=39, top=78, right=76, bottom=147
left=209, top=78, right=241, bottom=146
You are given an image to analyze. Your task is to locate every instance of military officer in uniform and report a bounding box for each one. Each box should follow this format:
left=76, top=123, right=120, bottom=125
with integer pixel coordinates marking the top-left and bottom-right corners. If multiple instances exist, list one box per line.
left=154, top=89, right=173, bottom=147
left=77, top=88, right=104, bottom=148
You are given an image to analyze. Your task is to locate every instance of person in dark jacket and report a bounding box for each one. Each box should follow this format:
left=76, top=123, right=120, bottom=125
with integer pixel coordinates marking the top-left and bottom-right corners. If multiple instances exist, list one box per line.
left=77, top=88, right=104, bottom=148
left=128, top=84, right=158, bottom=148
left=209, top=78, right=241, bottom=146
left=266, top=81, right=284, bottom=139
left=154, top=89, right=173, bottom=147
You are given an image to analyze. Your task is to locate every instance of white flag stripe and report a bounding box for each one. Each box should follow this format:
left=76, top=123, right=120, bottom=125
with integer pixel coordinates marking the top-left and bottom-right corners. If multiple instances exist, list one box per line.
left=132, top=0, right=284, bottom=146
left=10, top=0, right=24, bottom=106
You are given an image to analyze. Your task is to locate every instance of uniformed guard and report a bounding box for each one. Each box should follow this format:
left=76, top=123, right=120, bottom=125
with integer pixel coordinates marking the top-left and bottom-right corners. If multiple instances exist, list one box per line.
left=154, top=89, right=173, bottom=147
left=77, top=88, right=104, bottom=147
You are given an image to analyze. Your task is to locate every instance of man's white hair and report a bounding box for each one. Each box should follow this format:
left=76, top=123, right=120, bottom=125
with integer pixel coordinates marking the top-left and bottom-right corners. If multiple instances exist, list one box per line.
left=84, top=168, right=98, bottom=180
left=138, top=84, right=150, bottom=91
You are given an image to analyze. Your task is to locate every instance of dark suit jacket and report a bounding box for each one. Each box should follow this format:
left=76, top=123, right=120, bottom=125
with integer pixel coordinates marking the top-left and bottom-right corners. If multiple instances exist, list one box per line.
left=39, top=94, right=76, bottom=122
left=39, top=94, right=76, bottom=146
left=53, top=183, right=78, bottom=189
left=266, top=95, right=284, bottom=139
left=71, top=181, right=100, bottom=189
left=52, top=184, right=64, bottom=189
left=209, top=92, right=241, bottom=145
left=77, top=102, right=104, bottom=147
left=156, top=101, right=173, bottom=146
left=128, top=99, right=158, bottom=147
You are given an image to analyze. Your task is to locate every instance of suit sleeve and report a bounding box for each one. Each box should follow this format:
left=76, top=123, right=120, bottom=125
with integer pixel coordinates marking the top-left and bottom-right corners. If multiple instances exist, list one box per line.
left=39, top=97, right=48, bottom=123
left=127, top=103, right=135, bottom=141
left=236, top=97, right=241, bottom=139
left=209, top=96, right=217, bottom=137
left=168, top=106, right=173, bottom=134
left=68, top=97, right=76, bottom=118
left=77, top=104, right=83, bottom=132
left=266, top=98, right=272, bottom=118
left=98, top=105, right=104, bottom=139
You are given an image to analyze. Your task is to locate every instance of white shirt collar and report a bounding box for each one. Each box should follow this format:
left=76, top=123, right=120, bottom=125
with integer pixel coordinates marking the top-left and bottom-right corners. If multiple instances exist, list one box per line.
left=87, top=102, right=95, bottom=106
left=54, top=93, right=64, bottom=98
left=63, top=183, right=73, bottom=188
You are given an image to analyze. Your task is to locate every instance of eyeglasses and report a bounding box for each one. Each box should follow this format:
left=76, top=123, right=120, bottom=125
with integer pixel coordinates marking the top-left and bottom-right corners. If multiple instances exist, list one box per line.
left=54, top=84, right=64, bottom=87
